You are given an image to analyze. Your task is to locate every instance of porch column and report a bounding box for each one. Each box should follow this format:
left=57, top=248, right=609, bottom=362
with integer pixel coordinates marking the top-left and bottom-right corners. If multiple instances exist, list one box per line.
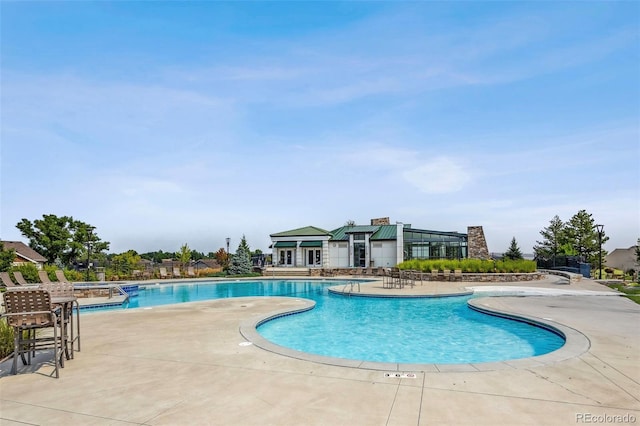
left=348, top=234, right=354, bottom=267
left=296, top=241, right=302, bottom=266
left=396, top=222, right=404, bottom=264
left=365, top=233, right=371, bottom=267
left=322, top=240, right=330, bottom=268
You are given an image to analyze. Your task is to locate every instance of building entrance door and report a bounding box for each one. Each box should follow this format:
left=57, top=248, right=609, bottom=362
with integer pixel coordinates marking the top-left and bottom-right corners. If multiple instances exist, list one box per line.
left=279, top=249, right=294, bottom=266
left=307, top=249, right=321, bottom=266
left=353, top=242, right=366, bottom=267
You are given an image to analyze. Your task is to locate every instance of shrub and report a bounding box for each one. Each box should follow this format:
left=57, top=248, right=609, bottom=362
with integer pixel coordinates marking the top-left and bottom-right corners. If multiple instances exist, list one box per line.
left=57, top=268, right=84, bottom=282
left=42, top=265, right=58, bottom=281
left=9, top=263, right=39, bottom=283
left=0, top=318, right=14, bottom=359
left=198, top=267, right=223, bottom=276
left=397, top=258, right=537, bottom=273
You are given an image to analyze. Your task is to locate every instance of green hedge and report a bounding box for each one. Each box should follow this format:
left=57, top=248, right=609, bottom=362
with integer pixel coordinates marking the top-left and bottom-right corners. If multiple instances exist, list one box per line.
left=397, top=259, right=537, bottom=273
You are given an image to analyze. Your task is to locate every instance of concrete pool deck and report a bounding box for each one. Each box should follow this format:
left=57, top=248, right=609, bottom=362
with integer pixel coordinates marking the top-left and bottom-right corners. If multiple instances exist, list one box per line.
left=1, top=276, right=639, bottom=425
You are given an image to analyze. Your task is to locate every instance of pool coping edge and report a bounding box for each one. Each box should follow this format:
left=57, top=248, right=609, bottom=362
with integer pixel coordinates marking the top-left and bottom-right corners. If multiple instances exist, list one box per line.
left=239, top=295, right=591, bottom=373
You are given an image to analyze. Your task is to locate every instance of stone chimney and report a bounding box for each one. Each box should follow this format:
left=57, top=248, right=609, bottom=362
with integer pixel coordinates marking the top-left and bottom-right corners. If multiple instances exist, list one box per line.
left=371, top=217, right=390, bottom=225
left=467, top=226, right=490, bottom=259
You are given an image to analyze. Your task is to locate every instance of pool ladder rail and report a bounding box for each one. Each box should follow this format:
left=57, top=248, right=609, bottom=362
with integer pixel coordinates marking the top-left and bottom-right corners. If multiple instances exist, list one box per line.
left=342, top=281, right=360, bottom=296
left=105, top=283, right=130, bottom=303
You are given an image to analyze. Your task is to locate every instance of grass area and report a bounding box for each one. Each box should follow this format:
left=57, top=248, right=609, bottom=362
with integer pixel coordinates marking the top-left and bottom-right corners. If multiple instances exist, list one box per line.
left=605, top=283, right=640, bottom=305
left=592, top=267, right=634, bottom=281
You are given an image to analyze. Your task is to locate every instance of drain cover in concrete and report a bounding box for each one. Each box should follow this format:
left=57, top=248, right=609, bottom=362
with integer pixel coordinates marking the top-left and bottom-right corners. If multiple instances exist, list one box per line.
left=384, top=372, right=417, bottom=378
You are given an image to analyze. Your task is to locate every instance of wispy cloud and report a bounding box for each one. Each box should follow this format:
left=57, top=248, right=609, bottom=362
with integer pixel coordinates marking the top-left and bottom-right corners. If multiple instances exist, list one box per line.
left=402, top=157, right=472, bottom=194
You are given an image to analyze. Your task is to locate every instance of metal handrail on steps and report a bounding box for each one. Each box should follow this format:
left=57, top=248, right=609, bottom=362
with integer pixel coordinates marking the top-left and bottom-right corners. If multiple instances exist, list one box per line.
left=341, top=281, right=360, bottom=295
left=108, top=283, right=130, bottom=302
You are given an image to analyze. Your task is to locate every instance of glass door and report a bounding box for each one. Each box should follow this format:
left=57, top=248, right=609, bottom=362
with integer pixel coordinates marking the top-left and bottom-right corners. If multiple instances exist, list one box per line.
left=353, top=242, right=366, bottom=267
left=307, top=249, right=321, bottom=266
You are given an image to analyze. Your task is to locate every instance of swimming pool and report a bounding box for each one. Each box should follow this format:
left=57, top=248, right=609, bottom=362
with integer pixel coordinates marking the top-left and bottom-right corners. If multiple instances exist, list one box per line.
left=98, top=279, right=564, bottom=364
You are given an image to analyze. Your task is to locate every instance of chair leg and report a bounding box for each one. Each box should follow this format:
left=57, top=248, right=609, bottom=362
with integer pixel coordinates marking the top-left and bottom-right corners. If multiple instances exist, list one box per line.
left=53, top=314, right=60, bottom=378
left=20, top=331, right=30, bottom=366
left=68, top=309, right=74, bottom=359
left=74, top=300, right=81, bottom=352
left=12, top=330, right=20, bottom=375
left=28, top=329, right=34, bottom=365
left=59, top=319, right=66, bottom=368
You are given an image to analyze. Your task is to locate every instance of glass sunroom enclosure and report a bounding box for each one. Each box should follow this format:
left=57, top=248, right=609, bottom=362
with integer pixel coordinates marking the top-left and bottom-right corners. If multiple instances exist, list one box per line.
left=403, top=228, right=468, bottom=260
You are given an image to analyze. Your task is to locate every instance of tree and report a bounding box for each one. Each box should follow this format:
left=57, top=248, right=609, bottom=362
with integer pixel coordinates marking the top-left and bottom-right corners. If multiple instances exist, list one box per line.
left=16, top=214, right=109, bottom=266
left=190, top=249, right=204, bottom=261
left=214, top=248, right=229, bottom=270
left=177, top=243, right=191, bottom=269
left=140, top=250, right=172, bottom=264
left=111, top=250, right=142, bottom=277
left=635, top=238, right=640, bottom=265
left=503, top=237, right=524, bottom=260
left=228, top=235, right=252, bottom=275
left=345, top=219, right=356, bottom=226
left=564, top=210, right=609, bottom=267
left=533, top=215, right=566, bottom=266
left=0, top=242, right=15, bottom=272
left=75, top=223, right=109, bottom=267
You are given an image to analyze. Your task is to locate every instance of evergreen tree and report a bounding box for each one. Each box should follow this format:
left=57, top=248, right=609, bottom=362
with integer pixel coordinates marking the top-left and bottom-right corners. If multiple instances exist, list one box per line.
left=534, top=210, right=609, bottom=269
left=503, top=237, right=524, bottom=260
left=533, top=215, right=566, bottom=265
left=564, top=210, right=608, bottom=267
left=228, top=235, right=252, bottom=275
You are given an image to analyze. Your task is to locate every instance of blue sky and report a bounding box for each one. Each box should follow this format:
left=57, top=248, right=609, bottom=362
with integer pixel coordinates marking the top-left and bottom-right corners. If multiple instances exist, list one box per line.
left=1, top=1, right=638, bottom=255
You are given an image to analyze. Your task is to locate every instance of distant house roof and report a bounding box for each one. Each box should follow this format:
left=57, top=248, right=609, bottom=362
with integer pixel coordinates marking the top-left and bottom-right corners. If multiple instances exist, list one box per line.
left=270, top=226, right=331, bottom=237
left=605, top=246, right=639, bottom=271
left=193, top=259, right=220, bottom=268
left=0, top=240, right=47, bottom=263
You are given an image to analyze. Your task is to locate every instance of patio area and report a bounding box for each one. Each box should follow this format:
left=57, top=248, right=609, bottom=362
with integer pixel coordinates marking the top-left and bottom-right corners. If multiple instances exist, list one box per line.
left=1, top=277, right=639, bottom=425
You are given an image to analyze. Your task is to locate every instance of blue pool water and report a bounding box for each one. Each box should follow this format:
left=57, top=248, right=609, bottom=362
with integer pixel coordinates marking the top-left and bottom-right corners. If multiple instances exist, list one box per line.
left=97, top=279, right=564, bottom=364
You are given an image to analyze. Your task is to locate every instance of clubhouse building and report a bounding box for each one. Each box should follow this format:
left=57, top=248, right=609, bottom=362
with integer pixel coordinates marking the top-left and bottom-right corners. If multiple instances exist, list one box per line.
left=269, top=217, right=490, bottom=269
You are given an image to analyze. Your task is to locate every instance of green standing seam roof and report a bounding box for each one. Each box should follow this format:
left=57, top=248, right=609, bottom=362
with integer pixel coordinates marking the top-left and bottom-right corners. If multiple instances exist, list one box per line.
left=329, top=225, right=398, bottom=241
left=328, top=226, right=350, bottom=241
left=345, top=225, right=380, bottom=234
left=371, top=225, right=398, bottom=240
left=299, top=241, right=323, bottom=247
left=270, top=226, right=331, bottom=237
left=273, top=241, right=297, bottom=248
